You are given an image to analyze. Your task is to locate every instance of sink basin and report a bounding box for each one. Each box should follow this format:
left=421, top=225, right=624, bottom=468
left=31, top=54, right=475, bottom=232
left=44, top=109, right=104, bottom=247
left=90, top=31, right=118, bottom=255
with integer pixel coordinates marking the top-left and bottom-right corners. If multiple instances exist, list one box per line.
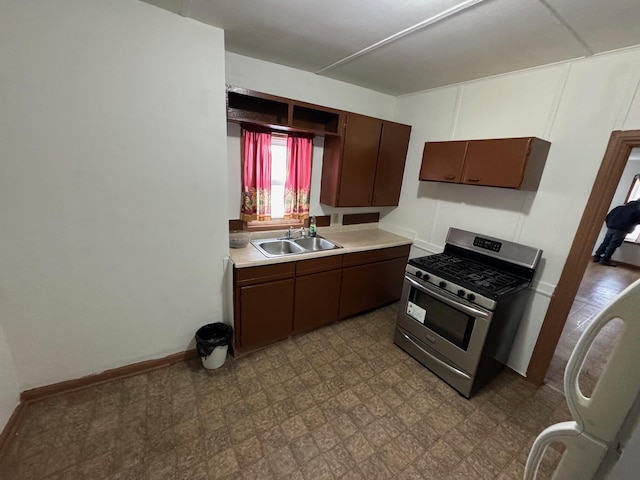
left=253, top=239, right=306, bottom=257
left=293, top=236, right=341, bottom=252
left=251, top=235, right=342, bottom=257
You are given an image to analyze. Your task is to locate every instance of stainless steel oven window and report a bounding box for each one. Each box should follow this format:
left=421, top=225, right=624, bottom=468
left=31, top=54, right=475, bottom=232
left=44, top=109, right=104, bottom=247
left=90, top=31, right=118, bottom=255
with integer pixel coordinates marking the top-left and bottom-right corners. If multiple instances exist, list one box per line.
left=407, top=285, right=476, bottom=350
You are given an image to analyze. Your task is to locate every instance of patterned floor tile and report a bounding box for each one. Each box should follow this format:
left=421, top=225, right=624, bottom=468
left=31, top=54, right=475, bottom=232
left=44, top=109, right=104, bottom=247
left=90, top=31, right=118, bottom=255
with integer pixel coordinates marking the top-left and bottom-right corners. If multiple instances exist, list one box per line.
left=0, top=303, right=572, bottom=479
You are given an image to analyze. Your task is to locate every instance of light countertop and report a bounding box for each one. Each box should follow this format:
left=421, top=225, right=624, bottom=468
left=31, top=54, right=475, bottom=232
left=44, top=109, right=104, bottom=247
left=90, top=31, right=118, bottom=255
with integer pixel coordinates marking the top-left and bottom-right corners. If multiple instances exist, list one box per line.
left=228, top=224, right=413, bottom=268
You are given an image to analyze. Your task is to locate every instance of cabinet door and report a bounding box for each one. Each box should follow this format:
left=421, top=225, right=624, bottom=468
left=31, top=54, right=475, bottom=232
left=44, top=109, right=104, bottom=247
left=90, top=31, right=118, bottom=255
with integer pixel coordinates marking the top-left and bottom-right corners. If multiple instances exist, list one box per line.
left=293, top=269, right=342, bottom=334
left=419, top=141, right=467, bottom=183
left=462, top=138, right=531, bottom=188
left=372, top=121, right=411, bottom=206
left=238, top=279, right=294, bottom=351
left=337, top=114, right=383, bottom=206
left=339, top=256, right=407, bottom=319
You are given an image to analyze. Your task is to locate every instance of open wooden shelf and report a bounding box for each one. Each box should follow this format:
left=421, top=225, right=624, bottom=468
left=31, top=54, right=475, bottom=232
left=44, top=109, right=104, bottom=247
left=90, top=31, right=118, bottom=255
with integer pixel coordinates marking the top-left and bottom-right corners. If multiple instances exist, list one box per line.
left=226, top=85, right=341, bottom=136
left=291, top=104, right=340, bottom=135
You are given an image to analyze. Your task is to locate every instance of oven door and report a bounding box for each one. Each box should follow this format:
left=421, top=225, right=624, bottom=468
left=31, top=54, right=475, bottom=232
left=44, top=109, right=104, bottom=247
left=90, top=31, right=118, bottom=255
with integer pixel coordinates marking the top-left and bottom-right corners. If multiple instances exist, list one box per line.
left=395, top=274, right=492, bottom=376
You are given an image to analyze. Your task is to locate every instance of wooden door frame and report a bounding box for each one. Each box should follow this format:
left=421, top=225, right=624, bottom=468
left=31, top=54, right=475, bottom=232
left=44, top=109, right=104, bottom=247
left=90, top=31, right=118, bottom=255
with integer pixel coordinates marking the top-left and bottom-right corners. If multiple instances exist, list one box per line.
left=526, top=130, right=640, bottom=385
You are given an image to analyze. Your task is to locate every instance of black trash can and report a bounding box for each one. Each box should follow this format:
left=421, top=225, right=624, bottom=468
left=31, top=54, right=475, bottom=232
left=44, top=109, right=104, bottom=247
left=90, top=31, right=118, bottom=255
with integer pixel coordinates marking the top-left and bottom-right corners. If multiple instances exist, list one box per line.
left=195, top=323, right=232, bottom=369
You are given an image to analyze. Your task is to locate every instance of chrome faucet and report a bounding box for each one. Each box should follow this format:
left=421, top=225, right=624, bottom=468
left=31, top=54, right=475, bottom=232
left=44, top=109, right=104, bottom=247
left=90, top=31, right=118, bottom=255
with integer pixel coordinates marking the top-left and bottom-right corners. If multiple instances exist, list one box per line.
left=281, top=226, right=305, bottom=239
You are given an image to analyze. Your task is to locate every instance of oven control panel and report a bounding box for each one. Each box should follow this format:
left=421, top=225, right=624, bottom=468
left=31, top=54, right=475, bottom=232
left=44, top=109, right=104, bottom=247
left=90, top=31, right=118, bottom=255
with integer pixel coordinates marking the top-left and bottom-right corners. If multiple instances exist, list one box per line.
left=473, top=236, right=502, bottom=252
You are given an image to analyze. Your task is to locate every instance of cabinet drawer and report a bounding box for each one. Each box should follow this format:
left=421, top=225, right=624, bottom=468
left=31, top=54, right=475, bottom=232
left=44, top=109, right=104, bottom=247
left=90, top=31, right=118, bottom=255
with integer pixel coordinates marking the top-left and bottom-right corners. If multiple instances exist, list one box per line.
left=342, top=245, right=411, bottom=268
left=296, top=255, right=343, bottom=276
left=235, top=262, right=295, bottom=286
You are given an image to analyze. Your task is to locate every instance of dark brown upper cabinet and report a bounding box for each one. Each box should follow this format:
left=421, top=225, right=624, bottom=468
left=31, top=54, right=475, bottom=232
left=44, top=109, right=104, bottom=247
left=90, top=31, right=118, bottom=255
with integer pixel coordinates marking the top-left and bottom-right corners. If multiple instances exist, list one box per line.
left=225, top=86, right=412, bottom=206
left=419, top=141, right=468, bottom=184
left=226, top=85, right=341, bottom=136
left=373, top=121, right=413, bottom=205
left=320, top=113, right=412, bottom=207
left=419, top=137, right=551, bottom=190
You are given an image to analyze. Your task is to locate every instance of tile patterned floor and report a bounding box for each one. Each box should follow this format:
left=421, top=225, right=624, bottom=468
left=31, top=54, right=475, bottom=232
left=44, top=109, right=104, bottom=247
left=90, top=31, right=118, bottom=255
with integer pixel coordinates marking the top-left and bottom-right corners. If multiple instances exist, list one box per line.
left=545, top=261, right=640, bottom=395
left=0, top=304, right=570, bottom=480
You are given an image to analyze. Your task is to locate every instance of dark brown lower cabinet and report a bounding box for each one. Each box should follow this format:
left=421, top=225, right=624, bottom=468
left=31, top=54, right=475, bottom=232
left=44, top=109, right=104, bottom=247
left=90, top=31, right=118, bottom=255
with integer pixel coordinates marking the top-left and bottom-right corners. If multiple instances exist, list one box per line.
left=294, top=269, right=342, bottom=334
left=293, top=255, right=342, bottom=335
left=233, top=244, right=410, bottom=355
left=339, top=256, right=408, bottom=319
left=237, top=279, right=294, bottom=352
left=240, top=279, right=294, bottom=350
left=234, top=262, right=295, bottom=353
left=339, top=244, right=410, bottom=319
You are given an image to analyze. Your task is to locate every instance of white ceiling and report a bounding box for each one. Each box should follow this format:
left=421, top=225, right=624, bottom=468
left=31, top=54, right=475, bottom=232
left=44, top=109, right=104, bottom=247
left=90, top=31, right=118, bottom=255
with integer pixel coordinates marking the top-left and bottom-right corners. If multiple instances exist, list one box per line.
left=142, top=0, right=640, bottom=96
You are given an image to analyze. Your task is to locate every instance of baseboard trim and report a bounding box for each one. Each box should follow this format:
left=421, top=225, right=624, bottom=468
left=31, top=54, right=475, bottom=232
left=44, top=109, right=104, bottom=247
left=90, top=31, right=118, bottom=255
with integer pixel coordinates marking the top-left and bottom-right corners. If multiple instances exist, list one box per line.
left=0, top=349, right=199, bottom=463
left=21, top=349, right=198, bottom=402
left=615, top=260, right=640, bottom=271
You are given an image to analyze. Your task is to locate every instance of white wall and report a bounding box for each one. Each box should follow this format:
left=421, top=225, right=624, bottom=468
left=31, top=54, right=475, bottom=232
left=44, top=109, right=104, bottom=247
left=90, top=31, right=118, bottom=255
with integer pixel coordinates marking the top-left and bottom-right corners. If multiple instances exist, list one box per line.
left=225, top=52, right=397, bottom=120
left=0, top=325, right=19, bottom=432
left=603, top=417, right=640, bottom=479
left=224, top=48, right=640, bottom=375
left=225, top=53, right=398, bottom=221
left=0, top=0, right=228, bottom=391
left=2, top=1, right=639, bottom=406
left=382, top=47, right=640, bottom=374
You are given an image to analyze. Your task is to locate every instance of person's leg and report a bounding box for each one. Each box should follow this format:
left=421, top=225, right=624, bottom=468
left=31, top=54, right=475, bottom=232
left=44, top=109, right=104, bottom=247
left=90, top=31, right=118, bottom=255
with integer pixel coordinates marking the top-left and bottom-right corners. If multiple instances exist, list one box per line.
left=601, top=229, right=627, bottom=265
left=594, top=230, right=614, bottom=261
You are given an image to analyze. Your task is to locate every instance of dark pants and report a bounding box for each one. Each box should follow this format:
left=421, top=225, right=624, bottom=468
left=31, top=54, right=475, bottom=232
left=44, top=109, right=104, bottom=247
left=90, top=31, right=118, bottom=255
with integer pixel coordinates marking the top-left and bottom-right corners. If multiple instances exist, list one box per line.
left=594, top=228, right=627, bottom=261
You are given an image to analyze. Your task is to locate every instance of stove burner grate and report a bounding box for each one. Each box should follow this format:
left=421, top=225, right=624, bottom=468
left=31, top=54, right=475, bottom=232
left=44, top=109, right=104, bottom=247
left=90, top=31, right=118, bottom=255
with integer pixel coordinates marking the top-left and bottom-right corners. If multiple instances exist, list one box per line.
left=409, top=253, right=526, bottom=294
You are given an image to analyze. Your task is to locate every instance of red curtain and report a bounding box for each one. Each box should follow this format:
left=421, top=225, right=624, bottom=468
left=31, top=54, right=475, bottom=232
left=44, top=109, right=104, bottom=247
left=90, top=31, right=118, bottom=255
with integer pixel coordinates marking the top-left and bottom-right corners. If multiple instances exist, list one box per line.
left=240, top=129, right=272, bottom=221
left=284, top=134, right=313, bottom=220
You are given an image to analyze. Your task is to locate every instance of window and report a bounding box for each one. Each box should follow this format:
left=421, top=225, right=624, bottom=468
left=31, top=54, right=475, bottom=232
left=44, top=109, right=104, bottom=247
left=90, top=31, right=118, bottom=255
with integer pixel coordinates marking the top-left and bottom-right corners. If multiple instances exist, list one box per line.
left=625, top=174, right=640, bottom=243
left=270, top=134, right=287, bottom=219
left=240, top=128, right=313, bottom=228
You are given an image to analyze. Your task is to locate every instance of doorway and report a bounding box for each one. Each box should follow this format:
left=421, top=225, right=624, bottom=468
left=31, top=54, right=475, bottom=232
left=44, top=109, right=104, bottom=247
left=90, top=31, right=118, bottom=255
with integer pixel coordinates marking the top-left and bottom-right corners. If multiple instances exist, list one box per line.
left=527, top=130, right=640, bottom=385
left=544, top=261, right=640, bottom=392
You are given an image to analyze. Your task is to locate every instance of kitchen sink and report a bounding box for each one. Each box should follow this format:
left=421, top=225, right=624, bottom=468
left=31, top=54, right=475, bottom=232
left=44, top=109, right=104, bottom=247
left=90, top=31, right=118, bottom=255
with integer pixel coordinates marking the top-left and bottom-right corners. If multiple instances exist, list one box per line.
left=251, top=235, right=342, bottom=257
left=293, top=236, right=341, bottom=252
left=253, top=239, right=306, bottom=256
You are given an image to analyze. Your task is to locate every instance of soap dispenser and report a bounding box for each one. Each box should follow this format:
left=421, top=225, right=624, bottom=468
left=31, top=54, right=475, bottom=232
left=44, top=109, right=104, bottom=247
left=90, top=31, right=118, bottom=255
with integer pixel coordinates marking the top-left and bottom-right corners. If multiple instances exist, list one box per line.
left=309, top=216, right=317, bottom=237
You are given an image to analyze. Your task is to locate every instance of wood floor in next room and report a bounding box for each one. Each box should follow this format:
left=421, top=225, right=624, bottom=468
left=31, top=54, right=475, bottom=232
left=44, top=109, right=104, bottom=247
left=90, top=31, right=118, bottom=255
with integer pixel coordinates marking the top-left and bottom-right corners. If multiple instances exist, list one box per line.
left=0, top=304, right=569, bottom=480
left=545, top=260, right=640, bottom=395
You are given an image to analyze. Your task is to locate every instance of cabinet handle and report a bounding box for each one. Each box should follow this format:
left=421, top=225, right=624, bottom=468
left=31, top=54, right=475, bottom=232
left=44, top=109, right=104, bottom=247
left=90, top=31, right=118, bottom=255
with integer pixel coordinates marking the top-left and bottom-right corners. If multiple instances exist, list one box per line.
left=444, top=175, right=455, bottom=180
left=467, top=178, right=480, bottom=182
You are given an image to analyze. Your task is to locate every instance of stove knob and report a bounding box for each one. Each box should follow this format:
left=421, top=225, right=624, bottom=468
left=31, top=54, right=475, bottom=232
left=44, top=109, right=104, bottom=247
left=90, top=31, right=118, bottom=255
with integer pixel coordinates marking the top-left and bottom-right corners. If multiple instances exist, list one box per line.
left=416, top=271, right=423, bottom=278
left=423, top=273, right=430, bottom=281
left=467, top=293, right=476, bottom=301
left=439, top=281, right=447, bottom=288
left=457, top=289, right=465, bottom=297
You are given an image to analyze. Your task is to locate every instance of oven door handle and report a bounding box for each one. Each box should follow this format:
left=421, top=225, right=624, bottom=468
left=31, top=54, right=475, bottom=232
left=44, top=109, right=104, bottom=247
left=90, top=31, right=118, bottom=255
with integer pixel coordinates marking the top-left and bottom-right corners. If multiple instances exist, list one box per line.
left=405, top=276, right=489, bottom=319
left=399, top=329, right=472, bottom=381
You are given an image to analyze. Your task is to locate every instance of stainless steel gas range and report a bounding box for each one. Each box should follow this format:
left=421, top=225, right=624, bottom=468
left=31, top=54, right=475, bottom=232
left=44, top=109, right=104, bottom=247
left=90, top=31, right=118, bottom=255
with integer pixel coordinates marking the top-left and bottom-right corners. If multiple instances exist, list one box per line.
left=394, top=227, right=542, bottom=398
